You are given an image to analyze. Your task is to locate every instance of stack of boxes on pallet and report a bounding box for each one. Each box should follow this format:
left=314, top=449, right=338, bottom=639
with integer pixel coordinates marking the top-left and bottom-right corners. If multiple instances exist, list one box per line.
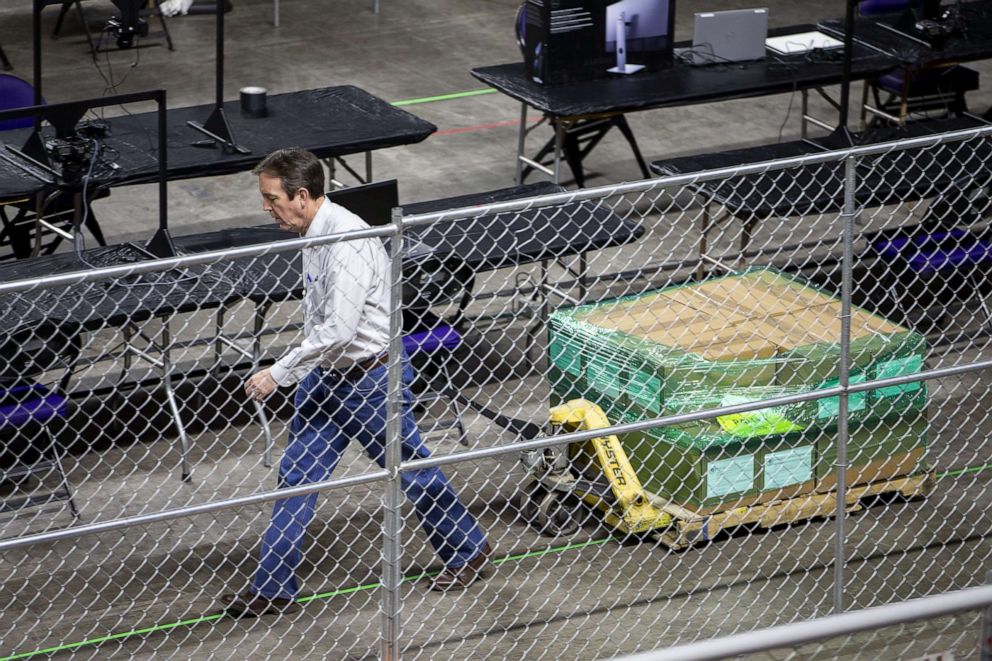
left=548, top=269, right=928, bottom=513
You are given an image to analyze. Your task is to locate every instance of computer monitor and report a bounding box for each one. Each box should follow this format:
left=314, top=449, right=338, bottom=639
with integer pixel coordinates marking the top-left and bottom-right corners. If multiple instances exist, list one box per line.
left=604, top=0, right=674, bottom=74
left=326, top=179, right=399, bottom=227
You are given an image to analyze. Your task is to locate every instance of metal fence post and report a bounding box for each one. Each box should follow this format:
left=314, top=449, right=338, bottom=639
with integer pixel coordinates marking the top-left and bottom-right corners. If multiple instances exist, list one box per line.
left=834, top=153, right=859, bottom=614
left=982, top=571, right=992, bottom=661
left=381, top=207, right=405, bottom=661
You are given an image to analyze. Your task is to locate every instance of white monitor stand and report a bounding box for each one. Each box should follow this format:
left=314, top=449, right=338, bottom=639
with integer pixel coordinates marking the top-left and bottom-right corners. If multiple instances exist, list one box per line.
left=608, top=12, right=645, bottom=74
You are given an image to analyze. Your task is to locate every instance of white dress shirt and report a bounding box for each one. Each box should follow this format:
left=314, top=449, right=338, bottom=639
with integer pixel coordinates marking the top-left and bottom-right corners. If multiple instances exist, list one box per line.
left=269, top=198, right=391, bottom=387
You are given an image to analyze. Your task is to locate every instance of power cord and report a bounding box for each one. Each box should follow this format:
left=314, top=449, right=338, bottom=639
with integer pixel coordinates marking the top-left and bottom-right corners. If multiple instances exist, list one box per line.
left=777, top=81, right=798, bottom=143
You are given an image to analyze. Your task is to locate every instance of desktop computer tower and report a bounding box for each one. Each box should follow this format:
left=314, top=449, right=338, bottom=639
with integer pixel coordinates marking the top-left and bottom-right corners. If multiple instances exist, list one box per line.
left=523, top=0, right=611, bottom=86
left=522, top=0, right=675, bottom=86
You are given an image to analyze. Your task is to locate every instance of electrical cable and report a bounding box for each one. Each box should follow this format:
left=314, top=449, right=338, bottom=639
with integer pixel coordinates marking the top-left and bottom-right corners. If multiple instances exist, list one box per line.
left=777, top=81, right=798, bottom=143
left=66, top=139, right=102, bottom=269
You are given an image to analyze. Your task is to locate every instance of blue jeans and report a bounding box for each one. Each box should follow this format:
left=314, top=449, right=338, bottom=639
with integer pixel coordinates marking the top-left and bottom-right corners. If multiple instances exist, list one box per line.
left=252, top=357, right=488, bottom=599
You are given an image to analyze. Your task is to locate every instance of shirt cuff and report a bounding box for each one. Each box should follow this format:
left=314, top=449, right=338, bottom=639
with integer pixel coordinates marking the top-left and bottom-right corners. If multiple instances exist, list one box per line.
left=269, top=361, right=295, bottom=387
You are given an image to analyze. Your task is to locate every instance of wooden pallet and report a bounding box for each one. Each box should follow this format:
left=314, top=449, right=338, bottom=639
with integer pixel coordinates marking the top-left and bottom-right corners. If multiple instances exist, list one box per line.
left=649, top=472, right=935, bottom=550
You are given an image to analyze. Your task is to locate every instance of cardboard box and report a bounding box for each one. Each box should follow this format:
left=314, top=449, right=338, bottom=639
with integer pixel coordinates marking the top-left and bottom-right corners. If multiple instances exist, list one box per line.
left=548, top=267, right=928, bottom=431
left=815, top=412, right=929, bottom=491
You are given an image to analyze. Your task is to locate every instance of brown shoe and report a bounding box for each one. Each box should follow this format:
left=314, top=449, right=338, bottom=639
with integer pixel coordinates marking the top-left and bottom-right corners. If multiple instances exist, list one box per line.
left=221, top=591, right=300, bottom=618
left=430, top=542, right=493, bottom=592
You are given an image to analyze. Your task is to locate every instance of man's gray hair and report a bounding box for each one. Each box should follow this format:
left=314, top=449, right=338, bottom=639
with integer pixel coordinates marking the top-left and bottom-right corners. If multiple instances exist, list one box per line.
left=252, top=148, right=325, bottom=200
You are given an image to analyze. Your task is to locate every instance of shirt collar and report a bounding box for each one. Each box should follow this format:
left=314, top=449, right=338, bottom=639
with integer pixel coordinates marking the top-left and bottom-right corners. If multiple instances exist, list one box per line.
left=304, top=198, right=332, bottom=238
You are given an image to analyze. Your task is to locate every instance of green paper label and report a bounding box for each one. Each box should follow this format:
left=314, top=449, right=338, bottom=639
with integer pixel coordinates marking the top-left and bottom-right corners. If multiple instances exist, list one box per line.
left=817, top=373, right=867, bottom=419
left=876, top=356, right=923, bottom=398
left=763, top=446, right=813, bottom=490
left=717, top=394, right=804, bottom=438
left=707, top=455, right=754, bottom=498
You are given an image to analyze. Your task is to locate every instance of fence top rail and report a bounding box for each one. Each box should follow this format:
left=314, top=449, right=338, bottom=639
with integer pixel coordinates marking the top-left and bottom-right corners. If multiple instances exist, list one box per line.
left=0, top=223, right=397, bottom=296
left=605, top=583, right=992, bottom=661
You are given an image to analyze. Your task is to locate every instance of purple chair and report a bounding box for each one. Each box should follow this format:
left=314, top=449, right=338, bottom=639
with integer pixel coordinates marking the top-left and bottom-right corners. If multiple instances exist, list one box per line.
left=402, top=307, right=469, bottom=445
left=869, top=228, right=992, bottom=330
left=0, top=74, right=39, bottom=132
left=0, top=326, right=81, bottom=524
left=859, top=0, right=980, bottom=125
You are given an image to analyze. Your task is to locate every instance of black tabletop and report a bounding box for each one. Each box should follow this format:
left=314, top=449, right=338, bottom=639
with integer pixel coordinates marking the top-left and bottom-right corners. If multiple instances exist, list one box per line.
left=0, top=182, right=644, bottom=336
left=0, top=86, right=437, bottom=200
left=819, top=0, right=992, bottom=67
left=650, top=115, right=992, bottom=218
left=471, top=26, right=895, bottom=118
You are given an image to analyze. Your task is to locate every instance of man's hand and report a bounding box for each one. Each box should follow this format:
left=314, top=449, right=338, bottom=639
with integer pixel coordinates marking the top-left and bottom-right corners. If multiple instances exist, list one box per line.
left=245, top=368, right=278, bottom=402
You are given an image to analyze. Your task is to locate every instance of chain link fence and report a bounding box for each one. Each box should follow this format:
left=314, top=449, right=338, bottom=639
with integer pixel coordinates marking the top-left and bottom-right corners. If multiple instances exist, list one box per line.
left=0, top=124, right=990, bottom=660
left=606, top=580, right=992, bottom=660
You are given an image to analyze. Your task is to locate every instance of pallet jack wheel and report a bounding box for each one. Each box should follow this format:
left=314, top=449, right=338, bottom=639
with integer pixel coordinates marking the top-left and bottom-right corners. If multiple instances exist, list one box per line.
left=519, top=480, right=580, bottom=537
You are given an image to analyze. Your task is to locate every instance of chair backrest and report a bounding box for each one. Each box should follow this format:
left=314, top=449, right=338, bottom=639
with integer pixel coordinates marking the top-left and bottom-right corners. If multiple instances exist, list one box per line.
left=0, top=74, right=41, bottom=132
left=859, top=0, right=916, bottom=16
left=0, top=324, right=81, bottom=385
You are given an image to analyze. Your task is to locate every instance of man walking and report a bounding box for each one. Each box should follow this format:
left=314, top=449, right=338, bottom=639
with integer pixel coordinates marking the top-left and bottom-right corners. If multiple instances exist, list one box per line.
left=223, top=148, right=491, bottom=618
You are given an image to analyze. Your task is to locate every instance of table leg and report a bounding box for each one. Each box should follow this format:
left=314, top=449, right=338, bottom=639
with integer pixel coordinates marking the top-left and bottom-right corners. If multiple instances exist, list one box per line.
left=72, top=191, right=84, bottom=256
left=801, top=90, right=809, bottom=140
left=613, top=115, right=649, bottom=179
left=740, top=218, right=756, bottom=270
left=110, top=325, right=136, bottom=436
left=213, top=306, right=225, bottom=378
left=553, top=119, right=565, bottom=186
left=160, top=322, right=192, bottom=482
left=698, top=203, right=711, bottom=280
left=515, top=103, right=528, bottom=185
left=273, top=0, right=279, bottom=27
left=31, top=191, right=44, bottom=258
left=325, top=157, right=339, bottom=189
left=365, top=150, right=372, bottom=184
left=578, top=253, right=587, bottom=302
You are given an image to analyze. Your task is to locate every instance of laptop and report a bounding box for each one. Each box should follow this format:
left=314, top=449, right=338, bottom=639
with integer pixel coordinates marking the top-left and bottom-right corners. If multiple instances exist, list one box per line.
left=689, top=8, right=769, bottom=65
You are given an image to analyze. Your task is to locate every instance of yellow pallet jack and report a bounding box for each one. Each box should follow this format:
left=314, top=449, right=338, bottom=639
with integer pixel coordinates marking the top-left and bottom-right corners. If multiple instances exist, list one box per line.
left=518, top=399, right=672, bottom=536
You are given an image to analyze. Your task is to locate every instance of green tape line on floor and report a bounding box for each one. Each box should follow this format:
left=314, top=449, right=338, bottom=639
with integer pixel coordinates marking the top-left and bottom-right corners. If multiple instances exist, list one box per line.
left=1, top=537, right=611, bottom=660
left=937, top=463, right=992, bottom=479
left=391, top=88, right=496, bottom=106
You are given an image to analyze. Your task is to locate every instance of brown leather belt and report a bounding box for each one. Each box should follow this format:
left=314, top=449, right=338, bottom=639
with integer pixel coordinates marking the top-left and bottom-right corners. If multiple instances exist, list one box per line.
left=341, top=352, right=389, bottom=379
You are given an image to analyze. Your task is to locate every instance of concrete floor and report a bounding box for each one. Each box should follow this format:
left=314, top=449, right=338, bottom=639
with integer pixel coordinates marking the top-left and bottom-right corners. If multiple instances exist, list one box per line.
left=2, top=1, right=992, bottom=660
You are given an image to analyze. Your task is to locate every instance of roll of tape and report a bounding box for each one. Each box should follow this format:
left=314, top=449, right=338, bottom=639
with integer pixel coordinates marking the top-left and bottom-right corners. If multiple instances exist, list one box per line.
left=240, top=86, right=268, bottom=118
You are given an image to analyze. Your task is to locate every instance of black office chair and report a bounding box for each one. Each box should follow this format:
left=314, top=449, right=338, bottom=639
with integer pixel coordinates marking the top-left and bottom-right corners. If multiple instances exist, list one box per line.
left=859, top=0, right=980, bottom=126
left=0, top=324, right=81, bottom=526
